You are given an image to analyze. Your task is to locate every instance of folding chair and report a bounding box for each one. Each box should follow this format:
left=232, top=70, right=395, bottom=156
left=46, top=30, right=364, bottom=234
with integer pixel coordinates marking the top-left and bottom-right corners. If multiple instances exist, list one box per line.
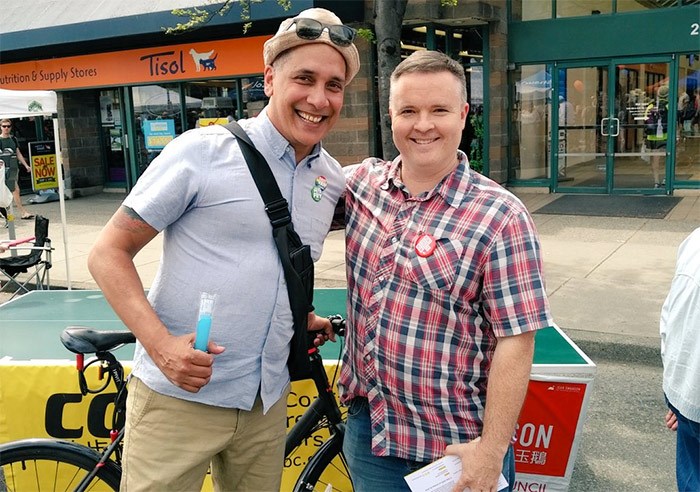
left=0, top=215, right=53, bottom=299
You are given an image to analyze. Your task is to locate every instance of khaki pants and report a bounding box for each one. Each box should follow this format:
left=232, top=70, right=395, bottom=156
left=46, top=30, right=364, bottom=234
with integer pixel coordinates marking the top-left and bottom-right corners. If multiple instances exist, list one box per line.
left=121, top=377, right=289, bottom=492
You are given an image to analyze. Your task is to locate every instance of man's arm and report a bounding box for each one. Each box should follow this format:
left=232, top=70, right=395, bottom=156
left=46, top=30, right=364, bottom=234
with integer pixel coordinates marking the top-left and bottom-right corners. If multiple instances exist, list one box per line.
left=88, top=206, right=223, bottom=393
left=15, top=146, right=30, bottom=171
left=446, top=331, right=535, bottom=492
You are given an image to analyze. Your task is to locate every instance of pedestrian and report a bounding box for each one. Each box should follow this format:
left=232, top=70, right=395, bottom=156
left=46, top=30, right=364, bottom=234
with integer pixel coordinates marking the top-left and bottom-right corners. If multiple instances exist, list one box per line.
left=660, top=227, right=700, bottom=492
left=644, top=84, right=669, bottom=188
left=339, top=50, right=553, bottom=492
left=0, top=119, right=34, bottom=222
left=88, top=7, right=359, bottom=491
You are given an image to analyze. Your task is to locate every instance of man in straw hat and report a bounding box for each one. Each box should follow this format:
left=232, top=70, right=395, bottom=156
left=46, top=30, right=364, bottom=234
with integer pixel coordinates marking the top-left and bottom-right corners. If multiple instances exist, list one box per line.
left=88, top=8, right=358, bottom=491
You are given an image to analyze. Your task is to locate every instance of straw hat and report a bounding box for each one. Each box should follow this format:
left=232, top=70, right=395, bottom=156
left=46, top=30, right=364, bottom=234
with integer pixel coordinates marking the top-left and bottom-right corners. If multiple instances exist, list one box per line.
left=263, top=8, right=360, bottom=83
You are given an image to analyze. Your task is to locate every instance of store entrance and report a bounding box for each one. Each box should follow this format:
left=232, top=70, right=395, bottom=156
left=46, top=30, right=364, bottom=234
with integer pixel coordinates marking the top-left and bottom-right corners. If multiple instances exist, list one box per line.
left=555, top=58, right=672, bottom=194
left=99, top=89, right=127, bottom=187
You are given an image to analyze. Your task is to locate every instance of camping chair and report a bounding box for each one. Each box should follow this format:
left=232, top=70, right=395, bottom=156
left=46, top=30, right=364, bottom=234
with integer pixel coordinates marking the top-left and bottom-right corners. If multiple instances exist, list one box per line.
left=0, top=215, right=53, bottom=299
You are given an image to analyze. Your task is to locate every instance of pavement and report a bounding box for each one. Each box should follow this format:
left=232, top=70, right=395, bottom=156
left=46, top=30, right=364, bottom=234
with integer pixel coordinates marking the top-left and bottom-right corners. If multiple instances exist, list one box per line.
left=3, top=189, right=699, bottom=343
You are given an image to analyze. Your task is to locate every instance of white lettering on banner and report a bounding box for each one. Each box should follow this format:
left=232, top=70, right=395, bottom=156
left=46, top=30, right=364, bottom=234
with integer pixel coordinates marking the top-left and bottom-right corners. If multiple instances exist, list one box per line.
left=518, top=423, right=553, bottom=449
left=514, top=479, right=548, bottom=491
left=691, top=23, right=699, bottom=36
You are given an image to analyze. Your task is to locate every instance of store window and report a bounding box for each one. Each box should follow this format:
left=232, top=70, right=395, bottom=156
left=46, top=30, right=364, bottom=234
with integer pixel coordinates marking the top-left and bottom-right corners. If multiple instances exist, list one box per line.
left=131, top=84, right=183, bottom=175
left=99, top=89, right=126, bottom=183
left=675, top=52, right=700, bottom=185
left=128, top=77, right=269, bottom=178
left=184, top=81, right=237, bottom=129
left=512, top=0, right=686, bottom=20
left=511, top=65, right=551, bottom=180
left=557, top=0, right=611, bottom=17
left=511, top=0, right=553, bottom=21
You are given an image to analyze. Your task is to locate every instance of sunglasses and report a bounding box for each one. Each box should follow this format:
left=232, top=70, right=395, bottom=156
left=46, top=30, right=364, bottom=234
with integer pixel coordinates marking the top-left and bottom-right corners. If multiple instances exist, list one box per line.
left=1, top=125, right=11, bottom=128
left=288, top=18, right=356, bottom=47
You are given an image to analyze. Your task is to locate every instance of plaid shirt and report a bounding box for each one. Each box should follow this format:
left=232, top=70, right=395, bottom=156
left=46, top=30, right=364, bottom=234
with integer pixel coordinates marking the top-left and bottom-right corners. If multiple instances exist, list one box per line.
left=338, top=152, right=553, bottom=461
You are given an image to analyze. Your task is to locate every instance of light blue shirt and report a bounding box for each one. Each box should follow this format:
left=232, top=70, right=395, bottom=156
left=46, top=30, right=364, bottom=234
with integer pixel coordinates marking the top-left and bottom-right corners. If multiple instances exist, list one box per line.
left=124, top=108, right=344, bottom=412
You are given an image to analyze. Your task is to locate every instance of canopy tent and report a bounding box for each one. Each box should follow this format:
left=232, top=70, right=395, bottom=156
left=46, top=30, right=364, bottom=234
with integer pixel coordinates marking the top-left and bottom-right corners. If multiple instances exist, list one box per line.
left=0, top=88, right=71, bottom=289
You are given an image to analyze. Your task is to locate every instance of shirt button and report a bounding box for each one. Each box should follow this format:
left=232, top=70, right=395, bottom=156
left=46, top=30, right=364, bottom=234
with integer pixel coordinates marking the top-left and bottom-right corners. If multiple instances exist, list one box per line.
left=391, top=237, right=398, bottom=244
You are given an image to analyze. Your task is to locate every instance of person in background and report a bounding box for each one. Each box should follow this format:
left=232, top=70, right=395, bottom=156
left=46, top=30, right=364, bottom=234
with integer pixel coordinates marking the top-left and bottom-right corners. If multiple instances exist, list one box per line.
left=339, top=50, right=553, bottom=492
left=644, top=85, right=669, bottom=189
left=660, top=227, right=700, bottom=492
left=0, top=119, right=34, bottom=222
left=88, top=8, right=359, bottom=491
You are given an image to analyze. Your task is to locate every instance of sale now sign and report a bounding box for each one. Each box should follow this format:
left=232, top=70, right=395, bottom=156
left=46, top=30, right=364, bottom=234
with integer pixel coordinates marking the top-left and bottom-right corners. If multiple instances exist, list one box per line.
left=29, top=141, right=58, bottom=191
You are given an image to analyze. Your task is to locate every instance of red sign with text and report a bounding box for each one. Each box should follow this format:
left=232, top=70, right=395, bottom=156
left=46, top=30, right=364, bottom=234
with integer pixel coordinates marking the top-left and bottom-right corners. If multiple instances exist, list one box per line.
left=514, top=380, right=588, bottom=477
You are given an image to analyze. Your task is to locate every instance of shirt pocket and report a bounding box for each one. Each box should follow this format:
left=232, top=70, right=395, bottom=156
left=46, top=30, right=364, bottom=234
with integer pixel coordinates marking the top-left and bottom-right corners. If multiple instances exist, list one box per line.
left=406, top=237, right=464, bottom=291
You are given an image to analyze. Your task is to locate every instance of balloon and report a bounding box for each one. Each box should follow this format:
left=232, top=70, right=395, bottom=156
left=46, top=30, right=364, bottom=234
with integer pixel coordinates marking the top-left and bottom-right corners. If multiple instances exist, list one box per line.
left=574, top=80, right=584, bottom=93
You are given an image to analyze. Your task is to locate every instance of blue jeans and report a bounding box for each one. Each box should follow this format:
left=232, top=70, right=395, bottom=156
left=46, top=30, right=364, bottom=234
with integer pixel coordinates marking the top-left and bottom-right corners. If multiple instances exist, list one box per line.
left=667, top=398, right=700, bottom=492
left=343, top=397, right=515, bottom=492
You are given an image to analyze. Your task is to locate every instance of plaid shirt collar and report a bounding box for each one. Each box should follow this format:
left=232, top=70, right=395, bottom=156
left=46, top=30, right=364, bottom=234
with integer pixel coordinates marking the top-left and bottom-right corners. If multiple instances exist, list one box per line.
left=382, top=150, right=472, bottom=208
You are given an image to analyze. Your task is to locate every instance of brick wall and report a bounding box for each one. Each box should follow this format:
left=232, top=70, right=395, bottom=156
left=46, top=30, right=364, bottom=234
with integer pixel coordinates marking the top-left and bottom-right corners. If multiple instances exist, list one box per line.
left=321, top=35, right=374, bottom=166
left=57, top=90, right=104, bottom=197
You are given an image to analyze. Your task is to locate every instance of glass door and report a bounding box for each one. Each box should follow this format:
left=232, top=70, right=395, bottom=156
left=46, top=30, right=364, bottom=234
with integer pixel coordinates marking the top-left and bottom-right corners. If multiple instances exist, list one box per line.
left=99, top=89, right=127, bottom=186
left=555, top=59, right=673, bottom=193
left=554, top=64, right=609, bottom=191
left=612, top=60, right=671, bottom=192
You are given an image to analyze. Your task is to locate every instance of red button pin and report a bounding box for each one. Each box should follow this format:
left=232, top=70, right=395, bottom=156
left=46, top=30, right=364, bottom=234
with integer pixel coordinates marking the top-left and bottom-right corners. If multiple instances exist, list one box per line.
left=415, top=233, right=437, bottom=257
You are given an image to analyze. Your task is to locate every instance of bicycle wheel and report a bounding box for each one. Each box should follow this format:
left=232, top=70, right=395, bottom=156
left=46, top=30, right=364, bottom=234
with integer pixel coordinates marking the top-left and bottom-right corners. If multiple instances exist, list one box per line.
left=293, top=434, right=352, bottom=492
left=0, top=438, right=121, bottom=492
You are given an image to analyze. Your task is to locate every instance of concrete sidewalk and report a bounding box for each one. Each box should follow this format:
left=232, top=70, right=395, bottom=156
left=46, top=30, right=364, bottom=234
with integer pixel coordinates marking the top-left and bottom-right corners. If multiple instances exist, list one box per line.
left=3, top=190, right=699, bottom=342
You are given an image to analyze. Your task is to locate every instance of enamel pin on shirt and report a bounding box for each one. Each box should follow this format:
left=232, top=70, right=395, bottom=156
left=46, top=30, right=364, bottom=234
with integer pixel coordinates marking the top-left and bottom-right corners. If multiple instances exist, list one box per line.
left=311, top=175, right=327, bottom=202
left=415, top=232, right=437, bottom=257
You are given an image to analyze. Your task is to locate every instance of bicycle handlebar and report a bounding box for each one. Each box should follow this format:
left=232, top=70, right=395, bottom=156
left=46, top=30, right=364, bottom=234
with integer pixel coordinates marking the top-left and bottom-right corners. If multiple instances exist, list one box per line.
left=61, top=315, right=346, bottom=356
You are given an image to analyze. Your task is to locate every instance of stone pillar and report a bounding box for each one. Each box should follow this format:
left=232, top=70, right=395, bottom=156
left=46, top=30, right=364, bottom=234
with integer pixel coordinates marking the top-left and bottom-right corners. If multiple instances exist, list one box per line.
left=57, top=90, right=104, bottom=197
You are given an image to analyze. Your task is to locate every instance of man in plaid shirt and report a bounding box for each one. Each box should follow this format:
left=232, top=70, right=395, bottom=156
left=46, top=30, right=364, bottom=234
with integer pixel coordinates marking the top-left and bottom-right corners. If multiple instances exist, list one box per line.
left=338, top=51, right=554, bottom=491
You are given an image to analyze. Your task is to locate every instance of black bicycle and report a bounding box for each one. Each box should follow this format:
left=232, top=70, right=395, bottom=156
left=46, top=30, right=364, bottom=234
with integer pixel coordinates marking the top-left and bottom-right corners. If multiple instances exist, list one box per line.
left=0, top=316, right=351, bottom=492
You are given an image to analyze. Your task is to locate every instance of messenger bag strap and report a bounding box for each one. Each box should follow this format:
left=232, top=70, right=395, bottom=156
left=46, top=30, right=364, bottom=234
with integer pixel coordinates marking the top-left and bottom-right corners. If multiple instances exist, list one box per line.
left=222, top=120, right=312, bottom=314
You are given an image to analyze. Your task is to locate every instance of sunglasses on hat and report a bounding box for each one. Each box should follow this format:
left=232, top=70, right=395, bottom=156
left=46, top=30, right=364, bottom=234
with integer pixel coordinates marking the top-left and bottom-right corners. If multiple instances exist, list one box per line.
left=288, top=18, right=356, bottom=47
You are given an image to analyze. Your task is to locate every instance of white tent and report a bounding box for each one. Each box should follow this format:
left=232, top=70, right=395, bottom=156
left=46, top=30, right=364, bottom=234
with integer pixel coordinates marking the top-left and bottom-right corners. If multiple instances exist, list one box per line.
left=0, top=88, right=71, bottom=289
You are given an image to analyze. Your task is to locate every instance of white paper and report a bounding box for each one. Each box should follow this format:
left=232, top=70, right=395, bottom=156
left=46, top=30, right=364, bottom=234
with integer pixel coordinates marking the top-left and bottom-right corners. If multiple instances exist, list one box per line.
left=404, top=455, right=508, bottom=492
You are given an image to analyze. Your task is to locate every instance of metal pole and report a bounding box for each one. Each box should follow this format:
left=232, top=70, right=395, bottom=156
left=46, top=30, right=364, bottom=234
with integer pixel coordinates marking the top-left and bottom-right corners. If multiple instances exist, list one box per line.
left=53, top=117, right=71, bottom=289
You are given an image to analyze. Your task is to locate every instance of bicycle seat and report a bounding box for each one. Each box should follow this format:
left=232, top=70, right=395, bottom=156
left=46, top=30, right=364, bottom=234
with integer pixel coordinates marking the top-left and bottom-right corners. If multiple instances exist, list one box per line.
left=61, top=326, right=136, bottom=354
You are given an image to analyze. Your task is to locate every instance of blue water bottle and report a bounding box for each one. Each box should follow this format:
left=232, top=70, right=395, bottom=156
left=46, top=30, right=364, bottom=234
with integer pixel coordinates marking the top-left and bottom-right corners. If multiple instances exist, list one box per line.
left=194, top=292, right=217, bottom=352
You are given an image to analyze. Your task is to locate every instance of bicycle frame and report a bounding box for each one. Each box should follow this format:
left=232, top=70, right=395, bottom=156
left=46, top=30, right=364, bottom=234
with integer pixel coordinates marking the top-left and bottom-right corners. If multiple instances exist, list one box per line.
left=285, top=344, right=345, bottom=457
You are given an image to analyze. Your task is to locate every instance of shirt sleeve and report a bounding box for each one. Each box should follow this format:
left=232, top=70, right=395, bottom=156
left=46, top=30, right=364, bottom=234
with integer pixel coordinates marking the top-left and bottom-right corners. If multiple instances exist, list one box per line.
left=482, top=210, right=553, bottom=337
left=123, top=130, right=203, bottom=231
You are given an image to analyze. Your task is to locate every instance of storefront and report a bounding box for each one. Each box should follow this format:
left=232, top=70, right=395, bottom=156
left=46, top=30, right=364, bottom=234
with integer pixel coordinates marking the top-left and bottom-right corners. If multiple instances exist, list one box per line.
left=507, top=2, right=700, bottom=194
left=1, top=1, right=697, bottom=197
left=0, top=1, right=371, bottom=196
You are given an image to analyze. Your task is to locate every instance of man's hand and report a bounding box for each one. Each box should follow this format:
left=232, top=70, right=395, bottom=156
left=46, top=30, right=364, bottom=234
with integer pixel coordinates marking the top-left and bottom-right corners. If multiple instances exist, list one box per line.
left=308, top=311, right=336, bottom=346
left=665, top=409, right=678, bottom=431
left=445, top=437, right=504, bottom=492
left=149, top=333, right=225, bottom=393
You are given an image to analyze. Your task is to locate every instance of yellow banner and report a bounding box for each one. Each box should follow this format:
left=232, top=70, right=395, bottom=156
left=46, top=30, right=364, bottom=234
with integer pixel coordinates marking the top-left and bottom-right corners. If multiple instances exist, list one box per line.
left=0, top=363, right=346, bottom=491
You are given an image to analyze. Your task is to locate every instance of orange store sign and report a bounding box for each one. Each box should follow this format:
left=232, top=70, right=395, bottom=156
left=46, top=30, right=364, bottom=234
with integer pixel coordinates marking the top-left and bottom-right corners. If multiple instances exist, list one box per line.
left=0, top=36, right=268, bottom=91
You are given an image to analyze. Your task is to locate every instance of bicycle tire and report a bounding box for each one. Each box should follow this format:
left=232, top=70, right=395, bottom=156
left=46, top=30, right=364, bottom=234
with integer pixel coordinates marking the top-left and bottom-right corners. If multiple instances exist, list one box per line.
left=0, top=438, right=121, bottom=492
left=293, top=433, right=352, bottom=492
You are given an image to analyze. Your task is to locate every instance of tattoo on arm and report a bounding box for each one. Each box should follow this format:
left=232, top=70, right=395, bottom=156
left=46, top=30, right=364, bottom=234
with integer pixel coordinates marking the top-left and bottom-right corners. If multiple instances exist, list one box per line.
left=113, top=206, right=153, bottom=233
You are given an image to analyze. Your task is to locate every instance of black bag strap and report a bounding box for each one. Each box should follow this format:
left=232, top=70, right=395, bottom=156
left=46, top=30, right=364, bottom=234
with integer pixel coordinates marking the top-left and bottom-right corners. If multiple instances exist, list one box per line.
left=224, top=121, right=292, bottom=229
left=223, top=120, right=312, bottom=314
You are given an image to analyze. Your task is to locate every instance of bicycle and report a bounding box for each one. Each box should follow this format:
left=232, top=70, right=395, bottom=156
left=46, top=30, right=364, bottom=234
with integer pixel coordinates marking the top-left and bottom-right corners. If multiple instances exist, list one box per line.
left=0, top=315, right=351, bottom=492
